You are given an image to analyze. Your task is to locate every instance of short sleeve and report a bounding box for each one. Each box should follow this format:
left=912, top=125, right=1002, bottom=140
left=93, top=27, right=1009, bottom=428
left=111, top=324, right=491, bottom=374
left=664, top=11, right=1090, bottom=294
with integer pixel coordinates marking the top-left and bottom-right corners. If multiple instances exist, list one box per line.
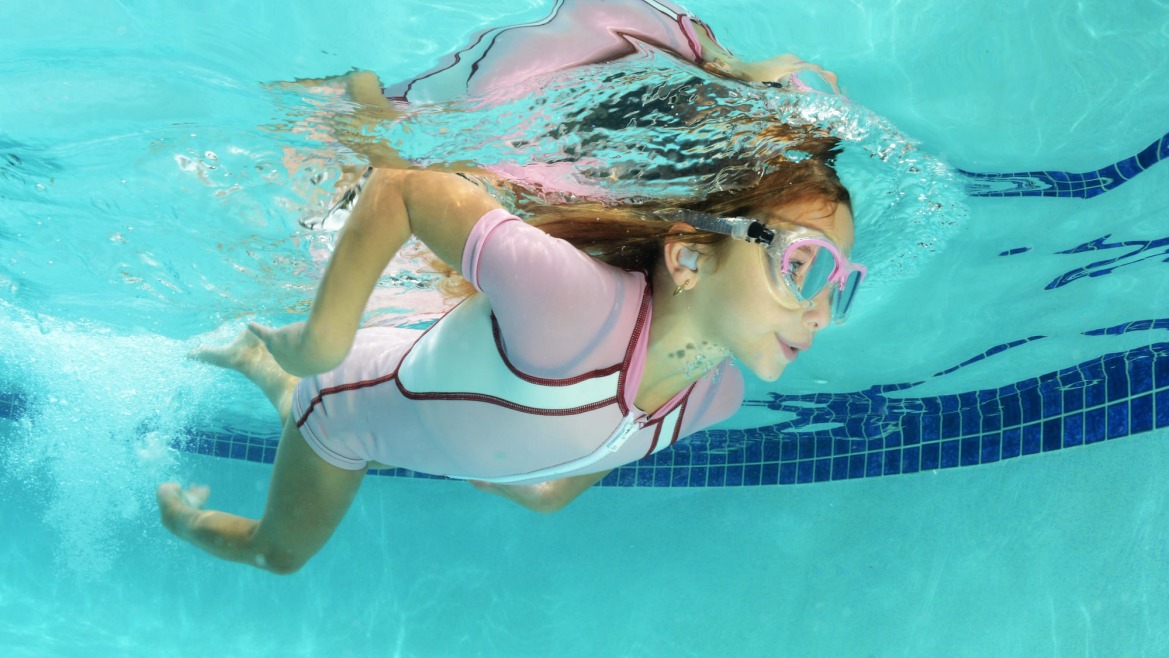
left=460, top=209, right=644, bottom=377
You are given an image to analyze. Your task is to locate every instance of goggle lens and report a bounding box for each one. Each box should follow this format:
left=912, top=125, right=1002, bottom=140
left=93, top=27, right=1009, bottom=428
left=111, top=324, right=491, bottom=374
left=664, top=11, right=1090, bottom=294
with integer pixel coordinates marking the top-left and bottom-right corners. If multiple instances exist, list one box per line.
left=772, top=238, right=865, bottom=324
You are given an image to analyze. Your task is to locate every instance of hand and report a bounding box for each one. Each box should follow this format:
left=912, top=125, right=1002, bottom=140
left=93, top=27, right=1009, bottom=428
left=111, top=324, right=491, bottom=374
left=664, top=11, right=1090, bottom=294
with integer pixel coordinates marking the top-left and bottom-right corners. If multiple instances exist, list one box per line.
left=741, top=54, right=841, bottom=92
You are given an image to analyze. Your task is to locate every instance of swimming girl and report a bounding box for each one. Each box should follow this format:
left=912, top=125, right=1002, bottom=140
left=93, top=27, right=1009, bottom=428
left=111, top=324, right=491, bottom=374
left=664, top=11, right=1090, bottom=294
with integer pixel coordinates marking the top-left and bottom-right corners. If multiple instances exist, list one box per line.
left=156, top=113, right=862, bottom=573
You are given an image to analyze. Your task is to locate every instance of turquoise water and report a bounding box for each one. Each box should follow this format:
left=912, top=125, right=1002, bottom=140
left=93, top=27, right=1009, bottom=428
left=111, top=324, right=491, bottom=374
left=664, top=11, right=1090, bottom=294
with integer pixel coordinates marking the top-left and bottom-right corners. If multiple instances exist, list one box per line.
left=2, top=0, right=1168, bottom=656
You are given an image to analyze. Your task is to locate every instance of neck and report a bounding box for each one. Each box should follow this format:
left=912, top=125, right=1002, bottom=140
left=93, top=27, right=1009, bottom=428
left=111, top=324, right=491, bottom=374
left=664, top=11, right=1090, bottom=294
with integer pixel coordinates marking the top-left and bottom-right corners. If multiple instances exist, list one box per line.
left=635, top=272, right=730, bottom=413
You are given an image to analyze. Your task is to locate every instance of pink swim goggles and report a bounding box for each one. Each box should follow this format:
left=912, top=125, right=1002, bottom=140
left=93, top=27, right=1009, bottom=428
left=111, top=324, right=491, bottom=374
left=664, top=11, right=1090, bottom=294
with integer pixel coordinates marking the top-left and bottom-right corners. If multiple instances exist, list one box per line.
left=665, top=210, right=867, bottom=324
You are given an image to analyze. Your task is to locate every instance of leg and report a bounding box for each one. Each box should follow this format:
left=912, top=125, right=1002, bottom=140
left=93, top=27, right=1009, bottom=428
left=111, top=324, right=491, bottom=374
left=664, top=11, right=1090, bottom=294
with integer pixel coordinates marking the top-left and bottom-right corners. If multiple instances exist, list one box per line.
left=157, top=417, right=367, bottom=574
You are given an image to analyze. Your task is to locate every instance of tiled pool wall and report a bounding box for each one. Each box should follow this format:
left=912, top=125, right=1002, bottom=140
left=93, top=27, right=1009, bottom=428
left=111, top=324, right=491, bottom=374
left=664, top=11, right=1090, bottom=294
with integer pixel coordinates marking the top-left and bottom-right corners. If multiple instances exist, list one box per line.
left=2, top=327, right=1164, bottom=487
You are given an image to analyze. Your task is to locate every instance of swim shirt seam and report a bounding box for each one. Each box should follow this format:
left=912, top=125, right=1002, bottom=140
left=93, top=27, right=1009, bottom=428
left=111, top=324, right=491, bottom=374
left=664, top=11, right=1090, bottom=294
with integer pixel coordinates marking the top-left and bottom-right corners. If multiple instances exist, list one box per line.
left=490, top=312, right=623, bottom=385
left=394, top=378, right=620, bottom=416
left=616, top=276, right=654, bottom=416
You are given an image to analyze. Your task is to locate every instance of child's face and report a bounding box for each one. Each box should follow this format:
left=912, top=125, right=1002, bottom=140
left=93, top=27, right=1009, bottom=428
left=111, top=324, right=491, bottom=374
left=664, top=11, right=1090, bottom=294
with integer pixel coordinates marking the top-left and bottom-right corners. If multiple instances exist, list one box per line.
left=696, top=199, right=855, bottom=382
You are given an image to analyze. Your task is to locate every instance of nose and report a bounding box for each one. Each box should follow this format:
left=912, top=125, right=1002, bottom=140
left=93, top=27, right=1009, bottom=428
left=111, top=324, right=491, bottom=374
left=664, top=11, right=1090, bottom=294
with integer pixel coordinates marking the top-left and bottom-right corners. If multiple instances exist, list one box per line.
left=803, top=289, right=832, bottom=330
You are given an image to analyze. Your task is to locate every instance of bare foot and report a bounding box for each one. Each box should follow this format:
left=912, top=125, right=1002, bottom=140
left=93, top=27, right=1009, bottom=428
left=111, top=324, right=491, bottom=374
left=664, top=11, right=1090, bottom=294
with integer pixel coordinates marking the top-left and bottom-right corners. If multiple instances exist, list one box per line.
left=157, top=482, right=211, bottom=537
left=189, top=328, right=270, bottom=373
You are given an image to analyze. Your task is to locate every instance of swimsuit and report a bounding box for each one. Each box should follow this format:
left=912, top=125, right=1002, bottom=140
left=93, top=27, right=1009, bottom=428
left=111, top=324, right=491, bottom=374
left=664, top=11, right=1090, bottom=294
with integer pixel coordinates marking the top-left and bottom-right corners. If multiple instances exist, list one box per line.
left=291, top=209, right=744, bottom=484
left=383, top=0, right=718, bottom=104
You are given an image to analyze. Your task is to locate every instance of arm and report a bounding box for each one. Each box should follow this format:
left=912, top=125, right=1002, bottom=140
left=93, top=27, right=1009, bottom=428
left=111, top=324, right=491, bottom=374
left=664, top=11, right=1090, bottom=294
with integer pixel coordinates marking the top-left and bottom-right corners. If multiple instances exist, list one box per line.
left=470, top=470, right=612, bottom=514
left=250, top=168, right=502, bottom=376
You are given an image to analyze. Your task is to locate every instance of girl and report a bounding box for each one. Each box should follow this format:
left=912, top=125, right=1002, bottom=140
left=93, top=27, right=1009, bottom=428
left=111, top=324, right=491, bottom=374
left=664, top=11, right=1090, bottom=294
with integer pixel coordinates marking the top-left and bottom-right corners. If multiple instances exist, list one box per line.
left=157, top=136, right=862, bottom=573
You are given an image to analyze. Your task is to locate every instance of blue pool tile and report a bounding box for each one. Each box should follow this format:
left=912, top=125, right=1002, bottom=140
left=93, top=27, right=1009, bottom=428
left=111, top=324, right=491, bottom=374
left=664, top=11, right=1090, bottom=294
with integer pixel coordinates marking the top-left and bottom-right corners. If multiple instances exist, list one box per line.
left=1000, top=427, right=1019, bottom=458
left=761, top=463, right=779, bottom=485
left=724, top=465, right=744, bottom=487
left=866, top=452, right=883, bottom=477
left=884, top=432, right=903, bottom=449
left=796, top=461, right=814, bottom=484
left=814, top=459, right=832, bottom=482
left=1041, top=383, right=1063, bottom=418
left=1156, top=352, right=1169, bottom=388
left=867, top=437, right=884, bottom=452
left=940, top=440, right=960, bottom=468
left=246, top=445, right=264, bottom=462
left=981, top=413, right=1002, bottom=433
left=921, top=442, right=940, bottom=470
left=961, top=409, right=980, bottom=437
left=1129, top=356, right=1153, bottom=395
left=619, top=468, right=637, bottom=486
left=690, top=446, right=709, bottom=466
left=1001, top=393, right=1022, bottom=427
left=1063, top=413, right=1084, bottom=447
left=941, top=395, right=959, bottom=413
left=196, top=439, right=214, bottom=456
left=1131, top=394, right=1153, bottom=434
left=672, top=447, right=691, bottom=466
left=779, top=463, right=796, bottom=485
left=763, top=439, right=781, bottom=462
left=883, top=450, right=901, bottom=475
left=1156, top=388, right=1169, bottom=428
left=901, top=447, right=920, bottom=473
left=942, top=412, right=961, bottom=439
left=961, top=437, right=980, bottom=465
left=1085, top=407, right=1107, bottom=443
left=262, top=447, right=276, bottom=464
left=1020, top=386, right=1042, bottom=423
left=1107, top=402, right=1129, bottom=439
left=834, top=438, right=850, bottom=456
left=213, top=441, right=230, bottom=458
left=849, top=454, right=866, bottom=478
left=652, top=467, right=672, bottom=487
left=229, top=443, right=247, bottom=460
left=743, top=464, right=762, bottom=485
left=922, top=414, right=940, bottom=440
left=745, top=441, right=762, bottom=463
left=706, top=467, right=726, bottom=487
left=707, top=445, right=727, bottom=465
left=781, top=438, right=798, bottom=461
left=1022, top=424, right=1042, bottom=455
left=816, top=436, right=833, bottom=458
left=1106, top=358, right=1130, bottom=402
left=1063, top=387, right=1085, bottom=414
left=981, top=434, right=1001, bottom=463
left=1042, top=418, right=1063, bottom=451
left=1084, top=361, right=1107, bottom=407
left=671, top=468, right=690, bottom=487
left=798, top=436, right=815, bottom=460
left=902, top=417, right=921, bottom=445
left=832, top=456, right=850, bottom=480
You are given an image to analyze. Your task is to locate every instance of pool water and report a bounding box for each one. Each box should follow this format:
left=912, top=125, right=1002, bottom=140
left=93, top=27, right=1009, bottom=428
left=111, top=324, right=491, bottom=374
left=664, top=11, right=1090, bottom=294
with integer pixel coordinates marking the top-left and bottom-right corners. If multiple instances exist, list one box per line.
left=2, top=0, right=1168, bottom=656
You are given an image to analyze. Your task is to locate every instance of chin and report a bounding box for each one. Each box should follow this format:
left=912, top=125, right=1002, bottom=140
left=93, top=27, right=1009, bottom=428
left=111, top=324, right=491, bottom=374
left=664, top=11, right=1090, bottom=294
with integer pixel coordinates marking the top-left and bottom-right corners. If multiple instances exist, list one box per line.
left=748, top=361, right=786, bottom=383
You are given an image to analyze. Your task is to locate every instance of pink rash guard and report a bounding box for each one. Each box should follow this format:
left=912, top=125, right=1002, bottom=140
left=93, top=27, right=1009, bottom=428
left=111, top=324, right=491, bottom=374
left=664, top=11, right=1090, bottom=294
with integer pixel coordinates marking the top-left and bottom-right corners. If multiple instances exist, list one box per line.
left=291, top=209, right=744, bottom=484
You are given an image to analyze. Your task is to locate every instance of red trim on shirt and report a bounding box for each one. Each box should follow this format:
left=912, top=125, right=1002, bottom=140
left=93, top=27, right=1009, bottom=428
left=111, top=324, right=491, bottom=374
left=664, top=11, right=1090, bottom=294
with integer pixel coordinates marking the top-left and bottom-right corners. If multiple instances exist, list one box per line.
left=490, top=313, right=623, bottom=385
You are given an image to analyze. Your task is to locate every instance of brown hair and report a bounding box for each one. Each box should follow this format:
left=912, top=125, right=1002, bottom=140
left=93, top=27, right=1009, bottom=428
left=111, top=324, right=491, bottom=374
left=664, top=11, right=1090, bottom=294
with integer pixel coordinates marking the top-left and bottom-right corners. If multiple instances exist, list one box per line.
left=430, top=141, right=849, bottom=298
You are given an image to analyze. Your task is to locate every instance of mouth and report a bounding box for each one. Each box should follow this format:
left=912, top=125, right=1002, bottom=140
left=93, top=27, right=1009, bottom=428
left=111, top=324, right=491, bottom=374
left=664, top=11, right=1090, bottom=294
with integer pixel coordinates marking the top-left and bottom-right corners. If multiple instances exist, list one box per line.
left=776, top=335, right=805, bottom=361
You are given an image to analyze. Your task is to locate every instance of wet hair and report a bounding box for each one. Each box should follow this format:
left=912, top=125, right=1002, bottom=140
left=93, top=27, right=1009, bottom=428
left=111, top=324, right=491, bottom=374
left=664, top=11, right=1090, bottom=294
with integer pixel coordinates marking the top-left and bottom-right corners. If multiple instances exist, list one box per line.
left=430, top=138, right=849, bottom=298
left=528, top=152, right=849, bottom=272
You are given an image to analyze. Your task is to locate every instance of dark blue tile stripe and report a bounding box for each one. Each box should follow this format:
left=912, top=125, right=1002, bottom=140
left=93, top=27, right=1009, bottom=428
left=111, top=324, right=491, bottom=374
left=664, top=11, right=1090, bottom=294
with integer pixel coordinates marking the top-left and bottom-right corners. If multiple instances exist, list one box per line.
left=1, top=328, right=1166, bottom=487
left=960, top=130, right=1169, bottom=198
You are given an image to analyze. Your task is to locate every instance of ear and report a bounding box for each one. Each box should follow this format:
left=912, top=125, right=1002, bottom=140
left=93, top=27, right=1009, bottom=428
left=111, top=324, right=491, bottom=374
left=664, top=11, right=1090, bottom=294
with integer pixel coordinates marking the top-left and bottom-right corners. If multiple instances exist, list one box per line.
left=662, top=223, right=704, bottom=292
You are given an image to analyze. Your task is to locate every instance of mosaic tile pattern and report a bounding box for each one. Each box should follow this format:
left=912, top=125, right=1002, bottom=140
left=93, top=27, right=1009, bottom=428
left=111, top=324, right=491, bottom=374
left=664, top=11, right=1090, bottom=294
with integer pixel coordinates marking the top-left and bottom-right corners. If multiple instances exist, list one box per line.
left=2, top=323, right=1165, bottom=487
left=961, top=130, right=1169, bottom=198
